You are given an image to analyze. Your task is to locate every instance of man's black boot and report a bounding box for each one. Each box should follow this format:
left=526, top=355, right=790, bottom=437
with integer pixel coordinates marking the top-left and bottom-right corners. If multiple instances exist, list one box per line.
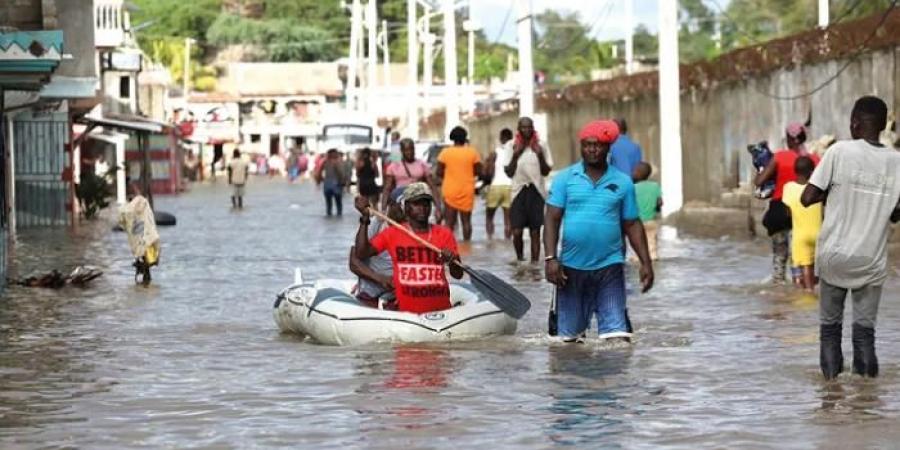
left=852, top=323, right=878, bottom=377
left=820, top=323, right=844, bottom=380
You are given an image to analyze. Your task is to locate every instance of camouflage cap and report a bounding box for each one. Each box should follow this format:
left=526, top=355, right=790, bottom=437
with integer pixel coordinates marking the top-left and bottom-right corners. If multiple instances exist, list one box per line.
left=402, top=182, right=433, bottom=203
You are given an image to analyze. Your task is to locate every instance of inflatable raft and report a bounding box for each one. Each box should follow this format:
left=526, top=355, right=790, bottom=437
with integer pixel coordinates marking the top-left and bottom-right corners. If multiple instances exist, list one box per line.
left=273, top=278, right=517, bottom=346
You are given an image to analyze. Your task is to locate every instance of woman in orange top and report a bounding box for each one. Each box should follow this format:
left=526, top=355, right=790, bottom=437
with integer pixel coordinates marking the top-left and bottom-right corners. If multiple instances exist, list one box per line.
left=436, top=126, right=483, bottom=240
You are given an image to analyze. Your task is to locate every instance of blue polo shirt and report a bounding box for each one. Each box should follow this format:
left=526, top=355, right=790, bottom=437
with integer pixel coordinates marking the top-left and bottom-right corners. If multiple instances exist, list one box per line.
left=609, top=134, right=643, bottom=177
left=547, top=162, right=639, bottom=271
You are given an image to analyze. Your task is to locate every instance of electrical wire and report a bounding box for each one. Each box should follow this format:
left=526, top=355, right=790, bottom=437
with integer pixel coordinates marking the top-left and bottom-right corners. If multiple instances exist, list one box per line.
left=704, top=0, right=898, bottom=101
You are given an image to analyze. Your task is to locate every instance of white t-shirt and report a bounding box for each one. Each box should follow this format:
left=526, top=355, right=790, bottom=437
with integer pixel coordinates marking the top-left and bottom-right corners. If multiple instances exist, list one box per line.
left=229, top=158, right=249, bottom=185
left=490, top=141, right=513, bottom=186
left=809, top=139, right=900, bottom=288
left=511, top=140, right=553, bottom=199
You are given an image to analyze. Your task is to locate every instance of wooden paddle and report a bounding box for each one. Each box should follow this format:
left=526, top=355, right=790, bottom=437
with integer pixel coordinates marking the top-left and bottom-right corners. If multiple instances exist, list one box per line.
left=368, top=208, right=531, bottom=319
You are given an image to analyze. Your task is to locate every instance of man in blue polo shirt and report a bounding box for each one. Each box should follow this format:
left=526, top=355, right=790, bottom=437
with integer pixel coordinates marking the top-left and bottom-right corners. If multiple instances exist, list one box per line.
left=544, top=119, right=654, bottom=343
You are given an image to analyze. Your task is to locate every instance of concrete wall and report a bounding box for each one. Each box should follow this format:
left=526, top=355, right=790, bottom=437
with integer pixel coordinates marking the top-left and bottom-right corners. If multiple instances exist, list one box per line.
left=55, top=0, right=96, bottom=78
left=0, top=0, right=44, bottom=30
left=460, top=46, right=899, bottom=205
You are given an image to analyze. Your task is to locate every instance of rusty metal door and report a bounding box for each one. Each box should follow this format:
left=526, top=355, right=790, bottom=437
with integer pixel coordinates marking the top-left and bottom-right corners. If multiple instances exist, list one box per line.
left=13, top=114, right=71, bottom=227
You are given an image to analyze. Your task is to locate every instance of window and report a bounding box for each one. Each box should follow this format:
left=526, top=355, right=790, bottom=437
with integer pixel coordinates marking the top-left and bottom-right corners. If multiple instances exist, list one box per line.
left=119, top=76, right=130, bottom=99
left=250, top=134, right=261, bottom=143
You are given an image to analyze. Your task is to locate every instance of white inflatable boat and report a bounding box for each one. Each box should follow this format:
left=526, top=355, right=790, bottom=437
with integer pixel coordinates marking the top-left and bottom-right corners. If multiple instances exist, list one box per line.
left=273, top=277, right=518, bottom=346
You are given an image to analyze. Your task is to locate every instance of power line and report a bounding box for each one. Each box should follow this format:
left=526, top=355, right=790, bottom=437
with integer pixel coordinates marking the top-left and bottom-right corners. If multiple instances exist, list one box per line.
left=491, top=1, right=514, bottom=44
left=752, top=0, right=897, bottom=101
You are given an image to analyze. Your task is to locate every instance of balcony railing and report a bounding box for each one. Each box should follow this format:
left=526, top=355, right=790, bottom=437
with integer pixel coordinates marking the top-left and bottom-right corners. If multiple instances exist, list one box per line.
left=94, top=0, right=125, bottom=48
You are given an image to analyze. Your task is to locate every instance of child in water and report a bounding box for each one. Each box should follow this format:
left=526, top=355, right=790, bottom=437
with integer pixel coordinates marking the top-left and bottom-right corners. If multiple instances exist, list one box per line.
left=632, top=162, right=662, bottom=260
left=781, top=156, right=822, bottom=291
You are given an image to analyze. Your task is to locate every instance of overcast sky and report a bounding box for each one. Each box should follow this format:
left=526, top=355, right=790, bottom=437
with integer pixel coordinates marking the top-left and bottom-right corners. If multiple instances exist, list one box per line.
left=472, top=0, right=730, bottom=46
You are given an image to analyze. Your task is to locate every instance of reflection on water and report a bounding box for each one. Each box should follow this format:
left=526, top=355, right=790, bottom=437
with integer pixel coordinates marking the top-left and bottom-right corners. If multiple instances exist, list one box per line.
left=547, top=344, right=632, bottom=447
left=1, top=179, right=900, bottom=448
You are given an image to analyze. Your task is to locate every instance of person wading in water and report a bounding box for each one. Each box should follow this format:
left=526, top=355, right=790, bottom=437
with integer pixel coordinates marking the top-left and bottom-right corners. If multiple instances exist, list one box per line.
left=801, top=96, right=900, bottom=380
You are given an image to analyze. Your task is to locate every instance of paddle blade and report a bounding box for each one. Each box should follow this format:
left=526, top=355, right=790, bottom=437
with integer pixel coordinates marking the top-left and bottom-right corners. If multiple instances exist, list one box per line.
left=466, top=268, right=531, bottom=319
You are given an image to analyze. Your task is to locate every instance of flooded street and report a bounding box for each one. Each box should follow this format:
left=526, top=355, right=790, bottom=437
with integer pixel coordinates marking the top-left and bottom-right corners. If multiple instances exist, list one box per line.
left=2, top=178, right=900, bottom=449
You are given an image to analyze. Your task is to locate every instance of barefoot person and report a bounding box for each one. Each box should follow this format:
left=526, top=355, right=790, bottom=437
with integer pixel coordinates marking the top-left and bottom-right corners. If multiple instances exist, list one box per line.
left=436, top=126, right=482, bottom=240
left=544, top=120, right=654, bottom=343
left=506, top=117, right=553, bottom=265
left=801, top=96, right=900, bottom=380
left=354, top=182, right=464, bottom=313
left=227, top=148, right=249, bottom=209
left=484, top=128, right=514, bottom=240
left=781, top=156, right=821, bottom=291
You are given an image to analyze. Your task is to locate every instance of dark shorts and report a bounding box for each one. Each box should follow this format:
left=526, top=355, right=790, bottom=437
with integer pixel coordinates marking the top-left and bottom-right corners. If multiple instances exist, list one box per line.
left=510, top=184, right=545, bottom=230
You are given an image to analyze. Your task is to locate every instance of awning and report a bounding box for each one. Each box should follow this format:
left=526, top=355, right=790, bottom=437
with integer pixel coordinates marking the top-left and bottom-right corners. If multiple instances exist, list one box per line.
left=78, top=114, right=170, bottom=134
left=40, top=76, right=99, bottom=99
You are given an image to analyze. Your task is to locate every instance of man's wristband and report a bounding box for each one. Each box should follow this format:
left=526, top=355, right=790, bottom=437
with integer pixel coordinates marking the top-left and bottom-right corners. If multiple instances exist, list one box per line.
left=544, top=255, right=557, bottom=262
left=359, top=216, right=370, bottom=225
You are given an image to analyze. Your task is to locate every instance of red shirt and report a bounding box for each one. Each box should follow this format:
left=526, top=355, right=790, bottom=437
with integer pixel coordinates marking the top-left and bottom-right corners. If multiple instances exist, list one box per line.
left=371, top=224, right=458, bottom=313
left=773, top=149, right=820, bottom=200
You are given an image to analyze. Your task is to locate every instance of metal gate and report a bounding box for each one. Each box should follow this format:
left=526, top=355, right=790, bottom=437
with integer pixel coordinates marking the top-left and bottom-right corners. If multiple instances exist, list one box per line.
left=13, top=115, right=71, bottom=227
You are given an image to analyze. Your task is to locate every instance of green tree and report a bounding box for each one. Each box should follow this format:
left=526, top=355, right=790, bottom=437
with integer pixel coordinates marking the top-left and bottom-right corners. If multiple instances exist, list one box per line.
left=206, top=14, right=340, bottom=62
left=533, top=10, right=595, bottom=84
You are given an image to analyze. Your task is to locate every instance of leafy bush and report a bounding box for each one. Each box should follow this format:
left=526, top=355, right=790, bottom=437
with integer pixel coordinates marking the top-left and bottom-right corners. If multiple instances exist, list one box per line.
left=206, top=14, right=339, bottom=62
left=76, top=170, right=115, bottom=220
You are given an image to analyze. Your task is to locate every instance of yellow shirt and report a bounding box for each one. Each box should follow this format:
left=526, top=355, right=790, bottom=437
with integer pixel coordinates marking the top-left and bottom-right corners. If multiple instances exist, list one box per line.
left=782, top=181, right=822, bottom=238
left=438, top=145, right=481, bottom=212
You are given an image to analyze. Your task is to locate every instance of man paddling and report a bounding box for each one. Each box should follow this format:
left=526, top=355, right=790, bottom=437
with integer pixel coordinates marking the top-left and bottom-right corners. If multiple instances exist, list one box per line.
left=354, top=182, right=464, bottom=313
left=544, top=119, right=654, bottom=343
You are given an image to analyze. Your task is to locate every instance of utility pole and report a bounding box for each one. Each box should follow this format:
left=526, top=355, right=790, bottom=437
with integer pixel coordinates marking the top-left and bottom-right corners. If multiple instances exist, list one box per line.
left=464, top=0, right=476, bottom=112
left=407, top=0, right=419, bottom=139
left=382, top=19, right=391, bottom=87
left=818, top=0, right=829, bottom=27
left=658, top=0, right=683, bottom=216
left=367, top=0, right=378, bottom=112
left=625, top=0, right=634, bottom=74
left=347, top=0, right=362, bottom=111
left=516, top=0, right=534, bottom=117
left=182, top=37, right=194, bottom=101
left=442, top=0, right=459, bottom=135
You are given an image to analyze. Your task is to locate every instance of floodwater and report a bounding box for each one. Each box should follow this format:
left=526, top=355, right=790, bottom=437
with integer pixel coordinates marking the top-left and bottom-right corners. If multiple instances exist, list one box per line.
left=2, top=178, right=900, bottom=449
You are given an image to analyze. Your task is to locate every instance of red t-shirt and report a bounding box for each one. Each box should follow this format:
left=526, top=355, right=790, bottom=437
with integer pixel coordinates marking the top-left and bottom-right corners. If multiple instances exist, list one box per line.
left=773, top=149, right=820, bottom=200
left=371, top=224, right=458, bottom=313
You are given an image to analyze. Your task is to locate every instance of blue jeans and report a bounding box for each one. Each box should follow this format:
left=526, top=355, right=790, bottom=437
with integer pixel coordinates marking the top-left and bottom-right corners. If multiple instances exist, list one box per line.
left=323, top=180, right=343, bottom=216
left=557, top=264, right=629, bottom=338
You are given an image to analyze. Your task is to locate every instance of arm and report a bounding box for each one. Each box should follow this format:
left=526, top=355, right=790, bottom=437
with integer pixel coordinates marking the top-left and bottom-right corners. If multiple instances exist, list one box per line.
left=656, top=197, right=663, bottom=213
left=890, top=201, right=900, bottom=223
left=753, top=159, right=776, bottom=187
left=447, top=254, right=464, bottom=279
left=353, top=196, right=378, bottom=259
left=349, top=246, right=393, bottom=290
left=535, top=144, right=552, bottom=176
left=800, top=184, right=826, bottom=207
left=425, top=173, right=444, bottom=223
left=543, top=205, right=566, bottom=286
left=380, top=173, right=396, bottom=210
left=227, top=165, right=233, bottom=184
left=474, top=162, right=483, bottom=178
left=623, top=219, right=654, bottom=292
left=436, top=161, right=446, bottom=181
left=505, top=144, right=524, bottom=178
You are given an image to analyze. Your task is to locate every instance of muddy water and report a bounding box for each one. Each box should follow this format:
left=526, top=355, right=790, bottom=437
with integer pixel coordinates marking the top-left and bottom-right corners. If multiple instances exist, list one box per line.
left=2, top=179, right=900, bottom=449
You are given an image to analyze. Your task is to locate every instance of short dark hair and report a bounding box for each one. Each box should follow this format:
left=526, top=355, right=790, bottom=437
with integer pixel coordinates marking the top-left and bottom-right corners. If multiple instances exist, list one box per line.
left=449, top=126, right=468, bottom=145
left=232, top=148, right=241, bottom=158
left=794, top=155, right=814, bottom=178
left=399, top=137, right=415, bottom=150
left=615, top=118, right=628, bottom=134
left=499, top=128, right=513, bottom=141
left=851, top=95, right=888, bottom=131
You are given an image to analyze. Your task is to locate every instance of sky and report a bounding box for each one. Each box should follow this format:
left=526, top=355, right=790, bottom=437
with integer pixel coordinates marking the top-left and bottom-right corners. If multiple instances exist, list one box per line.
left=471, top=0, right=730, bottom=46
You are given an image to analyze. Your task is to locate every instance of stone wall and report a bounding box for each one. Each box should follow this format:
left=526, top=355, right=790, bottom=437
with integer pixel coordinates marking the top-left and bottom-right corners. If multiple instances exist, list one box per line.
left=450, top=10, right=900, bottom=207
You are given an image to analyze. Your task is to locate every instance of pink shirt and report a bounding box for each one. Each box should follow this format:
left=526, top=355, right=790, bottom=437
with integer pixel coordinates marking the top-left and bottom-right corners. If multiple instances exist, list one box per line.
left=387, top=160, right=430, bottom=187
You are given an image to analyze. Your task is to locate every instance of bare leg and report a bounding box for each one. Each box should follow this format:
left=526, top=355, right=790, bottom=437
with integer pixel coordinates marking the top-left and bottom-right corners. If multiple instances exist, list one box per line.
left=502, top=207, right=511, bottom=240
left=461, top=211, right=473, bottom=241
left=444, top=204, right=459, bottom=234
left=528, top=228, right=541, bottom=263
left=512, top=228, right=525, bottom=261
left=486, top=207, right=497, bottom=239
left=802, top=265, right=816, bottom=291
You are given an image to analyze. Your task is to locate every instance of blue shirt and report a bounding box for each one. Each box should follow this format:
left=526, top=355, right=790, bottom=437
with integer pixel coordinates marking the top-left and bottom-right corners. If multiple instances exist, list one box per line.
left=547, top=163, right=639, bottom=271
left=609, top=134, right=643, bottom=177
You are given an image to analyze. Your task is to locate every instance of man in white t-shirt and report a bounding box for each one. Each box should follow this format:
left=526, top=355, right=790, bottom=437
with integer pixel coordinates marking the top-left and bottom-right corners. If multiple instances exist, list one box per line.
left=484, top=128, right=514, bottom=239
left=227, top=148, right=249, bottom=209
left=506, top=116, right=553, bottom=266
left=801, top=96, right=900, bottom=380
